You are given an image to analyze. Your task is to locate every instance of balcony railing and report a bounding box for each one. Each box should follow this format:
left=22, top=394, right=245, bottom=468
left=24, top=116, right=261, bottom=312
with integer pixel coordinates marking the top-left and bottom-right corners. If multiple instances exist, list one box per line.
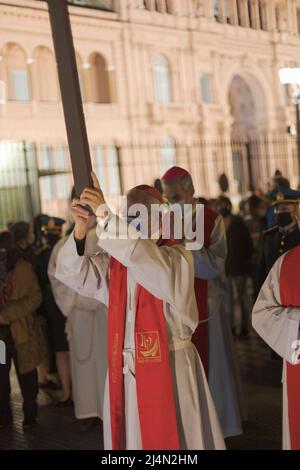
left=67, top=0, right=114, bottom=12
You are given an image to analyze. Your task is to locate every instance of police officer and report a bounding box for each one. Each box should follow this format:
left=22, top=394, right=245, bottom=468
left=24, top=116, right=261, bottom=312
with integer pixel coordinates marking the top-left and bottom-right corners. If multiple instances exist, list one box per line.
left=258, top=188, right=300, bottom=290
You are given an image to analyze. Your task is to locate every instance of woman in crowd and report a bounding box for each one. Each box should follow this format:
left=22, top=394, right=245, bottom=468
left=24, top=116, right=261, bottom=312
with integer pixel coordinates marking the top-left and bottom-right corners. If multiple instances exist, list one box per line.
left=0, top=231, right=43, bottom=430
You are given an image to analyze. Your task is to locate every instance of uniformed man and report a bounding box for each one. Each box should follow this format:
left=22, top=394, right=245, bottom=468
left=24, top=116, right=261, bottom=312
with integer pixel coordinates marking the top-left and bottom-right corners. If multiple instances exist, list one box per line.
left=258, top=188, right=300, bottom=290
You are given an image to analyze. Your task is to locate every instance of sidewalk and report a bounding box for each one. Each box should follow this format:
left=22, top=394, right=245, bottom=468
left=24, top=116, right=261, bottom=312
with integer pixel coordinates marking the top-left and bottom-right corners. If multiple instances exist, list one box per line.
left=0, top=332, right=281, bottom=450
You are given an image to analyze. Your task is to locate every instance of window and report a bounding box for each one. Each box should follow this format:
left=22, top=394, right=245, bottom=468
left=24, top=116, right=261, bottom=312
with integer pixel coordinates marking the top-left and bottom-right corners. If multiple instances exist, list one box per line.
left=33, top=47, right=58, bottom=102
left=89, top=53, right=111, bottom=104
left=154, top=55, right=172, bottom=103
left=40, top=146, right=56, bottom=201
left=200, top=74, right=213, bottom=104
left=10, top=70, right=30, bottom=102
left=56, top=146, right=69, bottom=199
left=4, top=43, right=31, bottom=102
left=108, top=145, right=121, bottom=194
left=68, top=1, right=114, bottom=11
left=160, top=137, right=176, bottom=173
left=40, top=146, right=53, bottom=170
left=93, top=144, right=107, bottom=192
left=56, top=145, right=68, bottom=170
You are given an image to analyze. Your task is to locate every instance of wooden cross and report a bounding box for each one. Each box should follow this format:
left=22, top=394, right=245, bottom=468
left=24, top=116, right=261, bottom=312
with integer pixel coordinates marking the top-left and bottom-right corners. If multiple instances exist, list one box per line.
left=46, top=0, right=93, bottom=197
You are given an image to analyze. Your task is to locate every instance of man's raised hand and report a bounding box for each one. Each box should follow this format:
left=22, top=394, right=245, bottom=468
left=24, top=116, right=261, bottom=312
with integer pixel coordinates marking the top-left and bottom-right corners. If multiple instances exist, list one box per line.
left=71, top=197, right=90, bottom=240
left=79, top=171, right=106, bottom=215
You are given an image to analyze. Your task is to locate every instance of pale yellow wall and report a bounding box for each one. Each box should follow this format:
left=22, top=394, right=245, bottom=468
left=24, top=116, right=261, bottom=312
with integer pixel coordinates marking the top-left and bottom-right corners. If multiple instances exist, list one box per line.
left=0, top=0, right=299, bottom=218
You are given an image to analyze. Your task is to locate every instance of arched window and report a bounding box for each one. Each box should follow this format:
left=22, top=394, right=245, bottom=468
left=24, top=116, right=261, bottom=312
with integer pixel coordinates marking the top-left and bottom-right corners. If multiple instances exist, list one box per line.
left=154, top=54, right=172, bottom=103
left=33, top=46, right=58, bottom=102
left=160, top=136, right=176, bottom=173
left=4, top=43, right=31, bottom=102
left=200, top=73, right=213, bottom=104
left=89, top=53, right=111, bottom=104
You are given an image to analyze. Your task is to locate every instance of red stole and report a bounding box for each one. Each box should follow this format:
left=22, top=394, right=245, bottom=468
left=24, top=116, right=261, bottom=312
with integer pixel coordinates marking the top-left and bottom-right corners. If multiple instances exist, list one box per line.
left=279, top=245, right=300, bottom=450
left=192, top=207, right=218, bottom=377
left=108, top=239, right=180, bottom=450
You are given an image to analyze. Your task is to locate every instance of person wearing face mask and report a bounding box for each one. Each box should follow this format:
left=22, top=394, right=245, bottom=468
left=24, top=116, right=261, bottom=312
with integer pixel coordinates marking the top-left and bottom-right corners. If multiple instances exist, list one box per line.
left=55, top=172, right=225, bottom=450
left=252, top=227, right=300, bottom=449
left=244, top=196, right=268, bottom=300
left=161, top=167, right=247, bottom=440
left=257, top=188, right=300, bottom=291
left=33, top=215, right=72, bottom=405
left=217, top=197, right=253, bottom=337
left=9, top=221, right=36, bottom=267
left=9, top=221, right=52, bottom=392
left=48, top=204, right=108, bottom=433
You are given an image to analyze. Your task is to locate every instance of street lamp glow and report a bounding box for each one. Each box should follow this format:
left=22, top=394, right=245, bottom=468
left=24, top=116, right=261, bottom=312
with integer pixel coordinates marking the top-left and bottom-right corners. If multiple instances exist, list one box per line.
left=279, top=67, right=300, bottom=85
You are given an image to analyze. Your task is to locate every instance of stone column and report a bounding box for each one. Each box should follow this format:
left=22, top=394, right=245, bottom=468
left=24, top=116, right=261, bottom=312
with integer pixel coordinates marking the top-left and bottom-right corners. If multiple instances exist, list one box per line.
left=156, top=0, right=167, bottom=13
left=133, top=0, right=145, bottom=8
left=275, top=4, right=287, bottom=32
left=265, top=0, right=276, bottom=31
left=252, top=0, right=261, bottom=29
left=166, top=0, right=182, bottom=15
left=218, top=0, right=227, bottom=23
left=287, top=0, right=297, bottom=34
left=237, top=0, right=250, bottom=27
left=144, top=0, right=156, bottom=11
left=228, top=0, right=239, bottom=25
left=207, top=0, right=217, bottom=19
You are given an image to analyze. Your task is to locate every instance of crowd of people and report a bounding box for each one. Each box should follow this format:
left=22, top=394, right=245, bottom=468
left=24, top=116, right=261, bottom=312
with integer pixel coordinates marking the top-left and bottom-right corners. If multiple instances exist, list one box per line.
left=1, top=166, right=300, bottom=450
left=0, top=210, right=107, bottom=433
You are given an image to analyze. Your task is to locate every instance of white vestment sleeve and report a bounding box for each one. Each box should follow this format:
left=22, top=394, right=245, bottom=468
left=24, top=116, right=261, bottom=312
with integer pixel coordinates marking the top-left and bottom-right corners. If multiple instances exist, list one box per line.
left=252, top=254, right=300, bottom=364
left=55, top=232, right=110, bottom=307
left=48, top=239, right=76, bottom=317
left=192, top=214, right=227, bottom=280
left=97, top=215, right=197, bottom=321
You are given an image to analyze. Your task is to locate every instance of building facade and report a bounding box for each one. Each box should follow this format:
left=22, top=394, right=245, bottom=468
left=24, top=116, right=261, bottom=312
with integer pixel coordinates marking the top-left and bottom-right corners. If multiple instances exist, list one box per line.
left=0, top=0, right=300, bottom=224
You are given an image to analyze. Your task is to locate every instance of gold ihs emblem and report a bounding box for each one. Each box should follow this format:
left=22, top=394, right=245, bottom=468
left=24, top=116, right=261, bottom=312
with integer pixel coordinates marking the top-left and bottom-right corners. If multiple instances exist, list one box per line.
left=136, top=331, right=162, bottom=363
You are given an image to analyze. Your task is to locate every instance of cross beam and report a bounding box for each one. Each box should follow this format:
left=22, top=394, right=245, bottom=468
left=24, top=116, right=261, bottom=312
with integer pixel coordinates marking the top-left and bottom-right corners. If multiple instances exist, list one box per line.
left=46, top=0, right=93, bottom=197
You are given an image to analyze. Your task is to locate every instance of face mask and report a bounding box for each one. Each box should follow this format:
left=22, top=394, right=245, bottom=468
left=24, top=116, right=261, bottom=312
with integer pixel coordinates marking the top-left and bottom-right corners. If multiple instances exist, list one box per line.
left=219, top=208, right=231, bottom=218
left=276, top=212, right=294, bottom=228
left=169, top=200, right=186, bottom=218
left=127, top=216, right=160, bottom=239
left=45, top=232, right=60, bottom=247
left=127, top=216, right=141, bottom=231
left=169, top=199, right=184, bottom=208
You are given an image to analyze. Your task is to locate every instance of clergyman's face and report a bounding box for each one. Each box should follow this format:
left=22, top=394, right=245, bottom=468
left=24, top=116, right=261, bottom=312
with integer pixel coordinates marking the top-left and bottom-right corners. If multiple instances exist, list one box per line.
left=162, top=179, right=192, bottom=204
left=125, top=189, right=160, bottom=238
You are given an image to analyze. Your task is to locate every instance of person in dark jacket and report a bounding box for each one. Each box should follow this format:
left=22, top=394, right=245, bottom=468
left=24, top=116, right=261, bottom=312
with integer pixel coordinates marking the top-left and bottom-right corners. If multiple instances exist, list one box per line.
left=0, top=231, right=42, bottom=430
left=258, top=188, right=300, bottom=289
left=33, top=215, right=71, bottom=405
left=217, top=197, right=253, bottom=336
